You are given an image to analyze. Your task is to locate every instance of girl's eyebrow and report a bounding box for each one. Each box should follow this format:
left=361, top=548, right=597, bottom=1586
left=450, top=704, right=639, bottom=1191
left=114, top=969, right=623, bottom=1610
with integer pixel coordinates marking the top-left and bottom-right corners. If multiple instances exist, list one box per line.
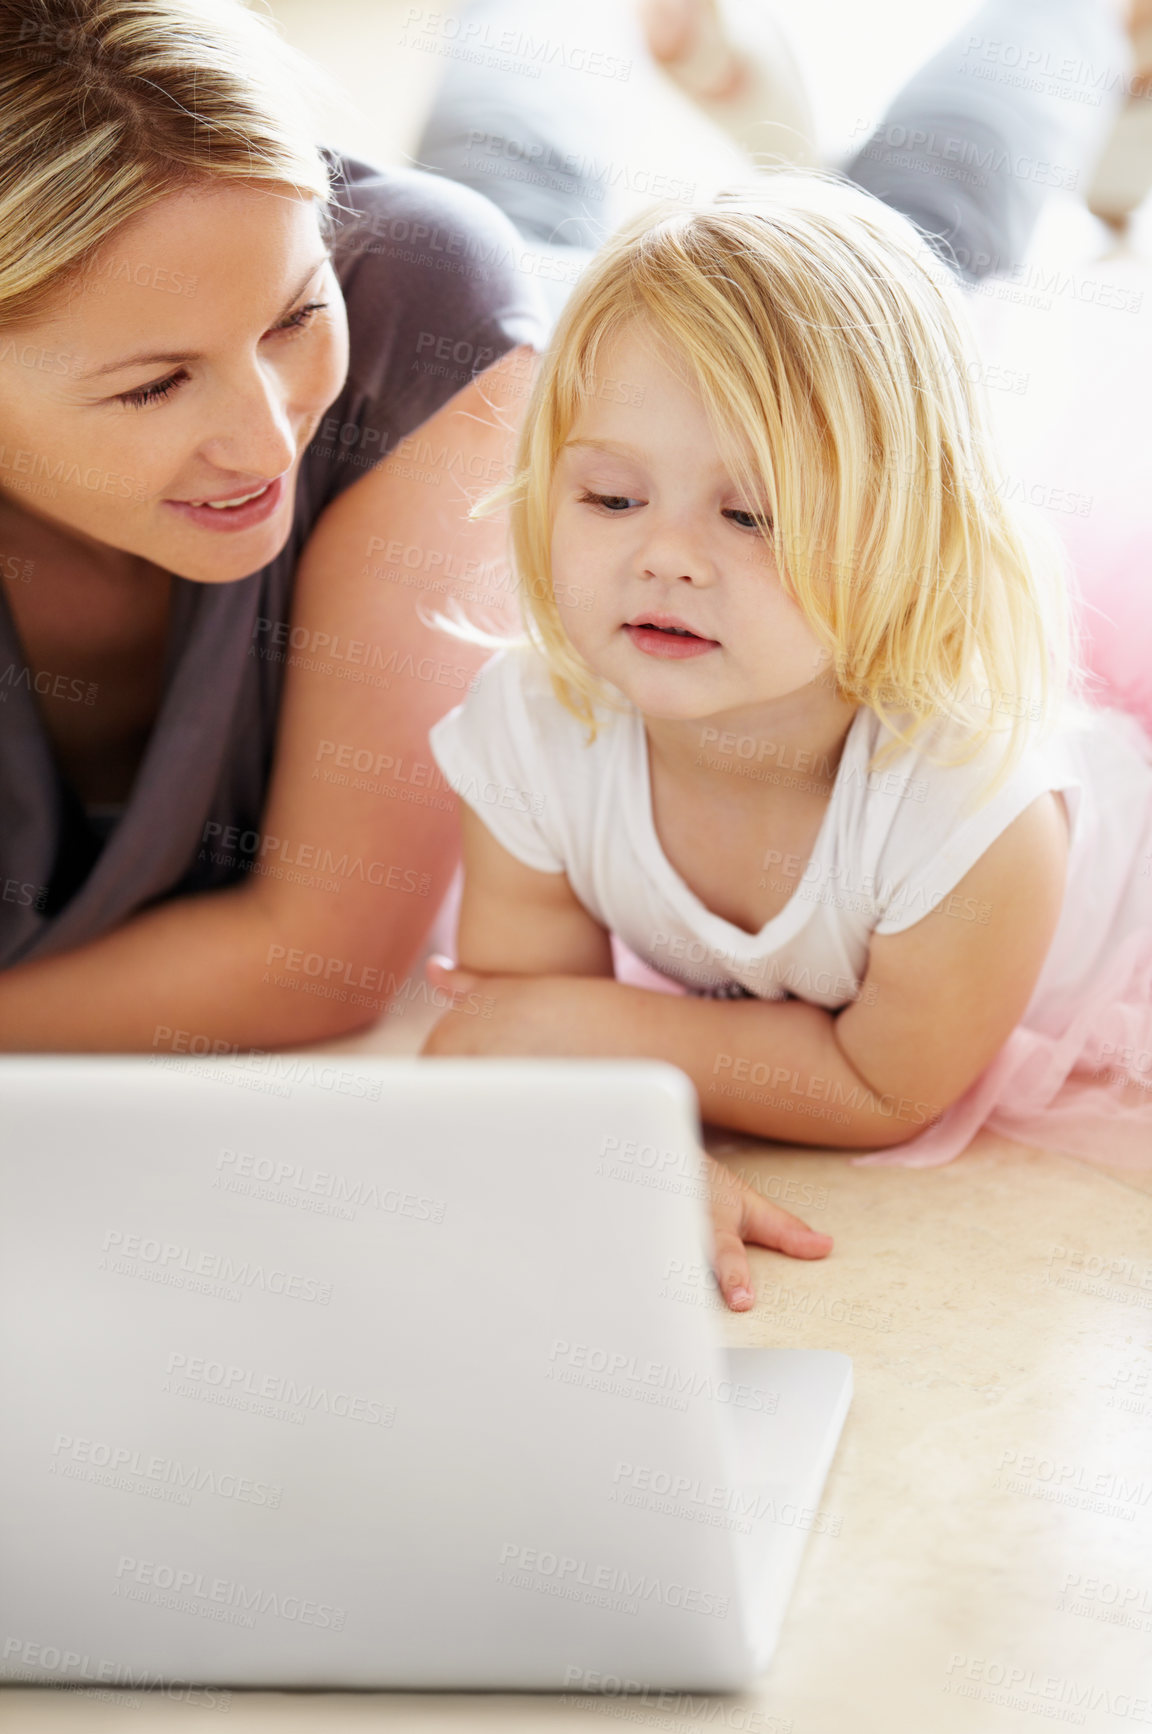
left=562, top=438, right=644, bottom=457
left=558, top=436, right=746, bottom=478
left=562, top=436, right=755, bottom=486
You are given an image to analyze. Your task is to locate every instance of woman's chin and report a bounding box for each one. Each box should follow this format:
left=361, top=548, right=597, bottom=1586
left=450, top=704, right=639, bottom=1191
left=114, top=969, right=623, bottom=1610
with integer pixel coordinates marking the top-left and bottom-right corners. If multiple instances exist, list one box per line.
left=164, top=524, right=291, bottom=583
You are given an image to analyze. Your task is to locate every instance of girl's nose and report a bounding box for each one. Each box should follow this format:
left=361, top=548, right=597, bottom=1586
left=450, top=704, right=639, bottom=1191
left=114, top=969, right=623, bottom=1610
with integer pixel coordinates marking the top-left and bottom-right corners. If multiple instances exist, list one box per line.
left=638, top=514, right=717, bottom=585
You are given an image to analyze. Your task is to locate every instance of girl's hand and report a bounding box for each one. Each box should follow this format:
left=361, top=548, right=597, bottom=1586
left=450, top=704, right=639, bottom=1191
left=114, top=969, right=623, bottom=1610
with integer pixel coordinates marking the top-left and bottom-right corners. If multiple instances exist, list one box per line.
left=706, top=1155, right=833, bottom=1311
left=423, top=957, right=835, bottom=1312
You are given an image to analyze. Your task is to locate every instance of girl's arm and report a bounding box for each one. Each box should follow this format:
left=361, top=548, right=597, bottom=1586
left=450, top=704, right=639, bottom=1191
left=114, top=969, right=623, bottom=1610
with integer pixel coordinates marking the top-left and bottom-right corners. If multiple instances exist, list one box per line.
left=453, top=801, right=616, bottom=978
left=0, top=348, right=535, bottom=1053
left=427, top=803, right=835, bottom=1309
left=425, top=790, right=1071, bottom=1151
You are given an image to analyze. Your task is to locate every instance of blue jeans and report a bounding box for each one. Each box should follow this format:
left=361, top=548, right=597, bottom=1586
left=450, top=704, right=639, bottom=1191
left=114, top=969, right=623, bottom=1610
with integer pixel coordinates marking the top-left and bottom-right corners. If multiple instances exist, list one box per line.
left=414, top=0, right=1127, bottom=322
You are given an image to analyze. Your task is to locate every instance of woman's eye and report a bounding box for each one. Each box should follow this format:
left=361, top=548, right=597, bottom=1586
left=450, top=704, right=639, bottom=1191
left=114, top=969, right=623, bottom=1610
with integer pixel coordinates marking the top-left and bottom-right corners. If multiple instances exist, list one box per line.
left=725, top=507, right=773, bottom=532
left=278, top=299, right=328, bottom=334
left=117, top=300, right=330, bottom=409
left=119, top=372, right=185, bottom=409
left=578, top=490, right=640, bottom=512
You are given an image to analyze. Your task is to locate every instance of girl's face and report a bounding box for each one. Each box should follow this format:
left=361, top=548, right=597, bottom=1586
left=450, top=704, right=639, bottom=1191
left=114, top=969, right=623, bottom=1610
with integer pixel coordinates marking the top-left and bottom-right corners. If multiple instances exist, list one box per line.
left=550, top=322, right=834, bottom=722
left=0, top=179, right=349, bottom=582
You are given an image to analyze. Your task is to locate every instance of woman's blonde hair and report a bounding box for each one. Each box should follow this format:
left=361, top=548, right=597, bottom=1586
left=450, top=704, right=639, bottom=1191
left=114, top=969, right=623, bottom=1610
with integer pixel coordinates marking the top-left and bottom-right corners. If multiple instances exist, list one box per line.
left=473, top=170, right=1084, bottom=805
left=0, top=0, right=339, bottom=328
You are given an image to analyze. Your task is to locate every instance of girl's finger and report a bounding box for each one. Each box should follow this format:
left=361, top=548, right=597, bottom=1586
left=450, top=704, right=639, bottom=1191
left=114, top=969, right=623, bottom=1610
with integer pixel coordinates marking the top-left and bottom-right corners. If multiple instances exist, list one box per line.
left=711, top=1229, right=756, bottom=1312
left=741, top=1188, right=834, bottom=1260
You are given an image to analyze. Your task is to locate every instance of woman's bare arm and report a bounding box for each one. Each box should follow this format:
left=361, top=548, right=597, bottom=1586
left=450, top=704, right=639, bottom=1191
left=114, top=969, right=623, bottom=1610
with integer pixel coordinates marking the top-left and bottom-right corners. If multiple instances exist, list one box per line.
left=0, top=346, right=537, bottom=1052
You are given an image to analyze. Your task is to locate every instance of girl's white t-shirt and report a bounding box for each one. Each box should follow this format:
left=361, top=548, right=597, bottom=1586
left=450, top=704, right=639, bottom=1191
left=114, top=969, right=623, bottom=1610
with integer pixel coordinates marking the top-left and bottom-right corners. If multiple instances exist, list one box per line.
left=428, top=641, right=1152, bottom=1032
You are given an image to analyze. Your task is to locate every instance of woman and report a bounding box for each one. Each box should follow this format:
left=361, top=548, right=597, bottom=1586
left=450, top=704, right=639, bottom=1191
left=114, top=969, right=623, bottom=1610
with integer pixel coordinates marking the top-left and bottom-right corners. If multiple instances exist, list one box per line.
left=0, top=0, right=546, bottom=1049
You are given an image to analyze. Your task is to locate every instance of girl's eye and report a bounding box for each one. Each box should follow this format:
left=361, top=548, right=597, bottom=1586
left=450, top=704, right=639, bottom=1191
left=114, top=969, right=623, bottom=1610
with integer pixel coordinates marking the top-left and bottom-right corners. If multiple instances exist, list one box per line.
left=117, top=300, right=330, bottom=409
left=574, top=491, right=772, bottom=531
left=725, top=508, right=773, bottom=532
left=578, top=490, right=641, bottom=512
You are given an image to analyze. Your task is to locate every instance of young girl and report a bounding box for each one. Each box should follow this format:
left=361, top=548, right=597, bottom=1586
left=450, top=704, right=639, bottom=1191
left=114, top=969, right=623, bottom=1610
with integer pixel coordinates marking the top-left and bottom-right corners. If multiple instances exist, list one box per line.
left=421, top=173, right=1152, bottom=1305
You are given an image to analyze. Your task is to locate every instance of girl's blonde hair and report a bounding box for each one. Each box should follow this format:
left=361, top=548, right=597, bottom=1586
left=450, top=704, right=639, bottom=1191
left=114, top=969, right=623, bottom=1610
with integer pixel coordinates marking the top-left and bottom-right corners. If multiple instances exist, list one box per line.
left=0, top=0, right=339, bottom=328
left=474, top=171, right=1084, bottom=804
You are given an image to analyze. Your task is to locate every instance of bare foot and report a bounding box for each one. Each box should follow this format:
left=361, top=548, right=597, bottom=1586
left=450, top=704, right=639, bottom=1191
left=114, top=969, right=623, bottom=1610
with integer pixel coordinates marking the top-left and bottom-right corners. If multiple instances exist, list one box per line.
left=636, top=0, right=748, bottom=101
left=1129, top=0, right=1152, bottom=97
left=1087, top=0, right=1152, bottom=223
left=636, top=0, right=819, bottom=167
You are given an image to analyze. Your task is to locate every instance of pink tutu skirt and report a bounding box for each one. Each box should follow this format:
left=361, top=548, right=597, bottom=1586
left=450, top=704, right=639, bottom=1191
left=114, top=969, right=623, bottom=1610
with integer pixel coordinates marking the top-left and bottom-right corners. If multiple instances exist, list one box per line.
left=855, top=534, right=1149, bottom=1168
left=855, top=921, right=1152, bottom=1170
left=1066, top=525, right=1152, bottom=748
left=864, top=553, right=1152, bottom=1170
left=614, top=913, right=1152, bottom=1171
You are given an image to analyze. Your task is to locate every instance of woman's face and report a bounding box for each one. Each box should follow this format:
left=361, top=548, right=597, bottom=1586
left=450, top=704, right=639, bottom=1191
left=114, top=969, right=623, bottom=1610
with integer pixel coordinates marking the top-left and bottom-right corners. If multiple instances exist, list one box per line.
left=0, top=179, right=349, bottom=582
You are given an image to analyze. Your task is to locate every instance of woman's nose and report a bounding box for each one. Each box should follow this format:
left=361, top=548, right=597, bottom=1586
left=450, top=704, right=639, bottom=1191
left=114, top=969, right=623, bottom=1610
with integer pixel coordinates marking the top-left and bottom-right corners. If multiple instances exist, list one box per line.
left=201, top=366, right=298, bottom=477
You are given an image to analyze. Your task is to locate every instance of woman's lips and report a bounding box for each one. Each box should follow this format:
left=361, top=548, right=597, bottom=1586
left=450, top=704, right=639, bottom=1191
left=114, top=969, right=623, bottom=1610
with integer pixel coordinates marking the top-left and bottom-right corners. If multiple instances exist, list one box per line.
left=623, top=622, right=720, bottom=660
left=162, top=473, right=286, bottom=532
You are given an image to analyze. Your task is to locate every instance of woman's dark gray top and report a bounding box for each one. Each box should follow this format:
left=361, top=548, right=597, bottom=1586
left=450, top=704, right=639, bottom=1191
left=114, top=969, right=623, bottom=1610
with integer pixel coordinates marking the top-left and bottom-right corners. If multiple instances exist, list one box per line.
left=0, top=153, right=546, bottom=969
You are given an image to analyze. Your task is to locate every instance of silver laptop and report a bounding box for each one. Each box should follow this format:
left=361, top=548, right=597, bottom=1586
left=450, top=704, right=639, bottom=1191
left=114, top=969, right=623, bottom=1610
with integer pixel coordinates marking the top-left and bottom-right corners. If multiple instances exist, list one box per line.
left=0, top=1056, right=851, bottom=1694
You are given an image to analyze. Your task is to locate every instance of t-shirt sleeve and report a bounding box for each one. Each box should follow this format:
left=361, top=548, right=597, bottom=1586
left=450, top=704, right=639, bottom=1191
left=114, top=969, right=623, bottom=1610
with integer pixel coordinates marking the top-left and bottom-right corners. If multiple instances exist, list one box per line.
left=429, top=645, right=566, bottom=875
left=872, top=724, right=1078, bottom=937
left=312, top=154, right=549, bottom=511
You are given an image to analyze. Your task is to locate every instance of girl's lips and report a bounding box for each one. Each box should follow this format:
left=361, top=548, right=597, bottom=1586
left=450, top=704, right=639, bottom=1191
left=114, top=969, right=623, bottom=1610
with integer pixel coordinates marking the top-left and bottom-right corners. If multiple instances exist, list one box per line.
left=162, top=472, right=286, bottom=532
left=624, top=623, right=720, bottom=660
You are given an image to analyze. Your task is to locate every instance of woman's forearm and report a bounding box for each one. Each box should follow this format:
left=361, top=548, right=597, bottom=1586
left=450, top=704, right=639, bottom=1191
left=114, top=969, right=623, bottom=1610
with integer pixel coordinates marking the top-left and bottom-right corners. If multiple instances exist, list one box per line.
left=0, top=862, right=452, bottom=1052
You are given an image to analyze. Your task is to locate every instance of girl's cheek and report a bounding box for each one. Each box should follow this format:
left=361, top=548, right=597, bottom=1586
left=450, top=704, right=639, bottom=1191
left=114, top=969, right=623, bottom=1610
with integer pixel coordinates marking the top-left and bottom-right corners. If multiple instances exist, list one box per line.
left=558, top=509, right=609, bottom=573
left=553, top=587, right=596, bottom=649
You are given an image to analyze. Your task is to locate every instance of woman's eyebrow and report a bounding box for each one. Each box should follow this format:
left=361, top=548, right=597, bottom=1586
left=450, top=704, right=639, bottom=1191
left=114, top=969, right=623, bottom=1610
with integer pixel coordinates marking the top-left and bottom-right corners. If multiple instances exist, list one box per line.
left=77, top=254, right=330, bottom=380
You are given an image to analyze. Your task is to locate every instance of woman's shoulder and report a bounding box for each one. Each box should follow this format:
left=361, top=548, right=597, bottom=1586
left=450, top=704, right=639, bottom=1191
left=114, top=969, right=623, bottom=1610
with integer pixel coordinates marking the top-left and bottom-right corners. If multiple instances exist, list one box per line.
left=294, top=153, right=548, bottom=514
left=325, top=152, right=549, bottom=391
left=329, top=152, right=526, bottom=259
